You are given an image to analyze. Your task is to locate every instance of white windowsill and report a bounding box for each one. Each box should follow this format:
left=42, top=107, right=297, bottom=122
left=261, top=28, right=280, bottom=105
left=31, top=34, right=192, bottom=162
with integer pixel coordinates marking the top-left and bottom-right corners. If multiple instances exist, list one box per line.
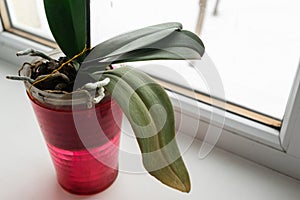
left=1, top=57, right=300, bottom=199
left=0, top=31, right=52, bottom=65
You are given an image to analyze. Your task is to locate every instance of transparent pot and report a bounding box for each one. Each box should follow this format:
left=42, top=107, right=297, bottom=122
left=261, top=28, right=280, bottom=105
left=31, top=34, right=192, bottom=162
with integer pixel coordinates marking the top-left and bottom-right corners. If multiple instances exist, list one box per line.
left=21, top=61, right=123, bottom=195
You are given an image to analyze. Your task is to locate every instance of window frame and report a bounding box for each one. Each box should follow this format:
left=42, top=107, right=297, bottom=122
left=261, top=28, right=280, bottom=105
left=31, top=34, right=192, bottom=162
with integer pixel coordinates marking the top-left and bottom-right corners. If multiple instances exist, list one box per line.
left=280, top=60, right=300, bottom=159
left=0, top=0, right=56, bottom=49
left=0, top=1, right=300, bottom=181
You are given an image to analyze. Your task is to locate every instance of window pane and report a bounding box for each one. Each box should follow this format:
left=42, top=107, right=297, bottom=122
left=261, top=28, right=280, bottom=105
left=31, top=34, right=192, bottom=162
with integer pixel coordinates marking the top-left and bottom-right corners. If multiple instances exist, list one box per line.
left=90, top=0, right=199, bottom=45
left=2, top=0, right=295, bottom=122
left=5, top=0, right=53, bottom=39
left=200, top=0, right=300, bottom=119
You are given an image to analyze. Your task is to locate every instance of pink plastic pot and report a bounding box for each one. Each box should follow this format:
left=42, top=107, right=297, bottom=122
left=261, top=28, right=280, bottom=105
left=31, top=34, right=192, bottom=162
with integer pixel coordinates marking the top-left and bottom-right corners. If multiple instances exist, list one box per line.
left=26, top=81, right=123, bottom=195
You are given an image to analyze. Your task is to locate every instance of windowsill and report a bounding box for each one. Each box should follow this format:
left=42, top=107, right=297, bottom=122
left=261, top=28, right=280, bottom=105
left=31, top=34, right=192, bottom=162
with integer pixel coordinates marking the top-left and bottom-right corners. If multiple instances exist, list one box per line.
left=2, top=59, right=300, bottom=199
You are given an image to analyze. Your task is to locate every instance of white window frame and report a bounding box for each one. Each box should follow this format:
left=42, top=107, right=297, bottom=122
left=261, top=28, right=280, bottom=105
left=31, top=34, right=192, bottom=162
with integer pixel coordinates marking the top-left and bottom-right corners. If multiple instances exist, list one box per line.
left=280, top=62, right=300, bottom=159
left=1, top=11, right=300, bottom=181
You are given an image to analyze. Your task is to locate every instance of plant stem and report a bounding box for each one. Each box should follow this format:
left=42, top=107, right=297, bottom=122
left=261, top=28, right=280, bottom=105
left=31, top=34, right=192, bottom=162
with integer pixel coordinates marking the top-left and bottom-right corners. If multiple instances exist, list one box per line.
left=86, top=0, right=91, bottom=49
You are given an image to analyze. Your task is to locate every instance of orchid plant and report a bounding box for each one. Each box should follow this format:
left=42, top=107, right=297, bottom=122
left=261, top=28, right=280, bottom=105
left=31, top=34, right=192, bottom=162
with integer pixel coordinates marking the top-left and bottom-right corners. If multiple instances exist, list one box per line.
left=8, top=0, right=205, bottom=192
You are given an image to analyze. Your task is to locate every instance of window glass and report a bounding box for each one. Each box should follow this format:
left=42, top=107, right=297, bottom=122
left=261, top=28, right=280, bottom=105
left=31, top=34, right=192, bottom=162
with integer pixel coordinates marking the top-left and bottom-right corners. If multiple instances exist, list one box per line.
left=5, top=0, right=53, bottom=39
left=200, top=0, right=300, bottom=119
left=90, top=0, right=199, bottom=45
left=91, top=0, right=300, bottom=120
left=2, top=0, right=299, bottom=121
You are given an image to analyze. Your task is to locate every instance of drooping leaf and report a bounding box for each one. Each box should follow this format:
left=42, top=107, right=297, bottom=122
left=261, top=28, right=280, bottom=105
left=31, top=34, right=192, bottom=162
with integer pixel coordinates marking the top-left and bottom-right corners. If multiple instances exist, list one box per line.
left=102, top=66, right=190, bottom=192
left=44, top=0, right=86, bottom=59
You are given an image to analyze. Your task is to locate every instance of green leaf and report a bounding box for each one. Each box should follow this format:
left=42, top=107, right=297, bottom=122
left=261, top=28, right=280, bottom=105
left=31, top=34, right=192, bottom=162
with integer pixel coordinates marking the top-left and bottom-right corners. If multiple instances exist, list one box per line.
left=84, top=22, right=182, bottom=63
left=102, top=66, right=190, bottom=192
left=44, top=0, right=86, bottom=59
left=109, top=30, right=205, bottom=62
left=81, top=28, right=205, bottom=73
